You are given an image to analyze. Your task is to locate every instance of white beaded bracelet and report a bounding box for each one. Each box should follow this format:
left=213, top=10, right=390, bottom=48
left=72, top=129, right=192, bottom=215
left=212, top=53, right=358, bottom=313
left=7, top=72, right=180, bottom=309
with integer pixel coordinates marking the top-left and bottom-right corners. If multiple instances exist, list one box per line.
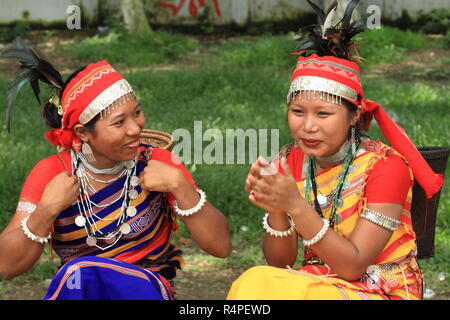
left=16, top=201, right=37, bottom=214
left=173, top=189, right=206, bottom=217
left=262, top=212, right=295, bottom=238
left=302, top=218, right=330, bottom=247
left=20, top=216, right=52, bottom=244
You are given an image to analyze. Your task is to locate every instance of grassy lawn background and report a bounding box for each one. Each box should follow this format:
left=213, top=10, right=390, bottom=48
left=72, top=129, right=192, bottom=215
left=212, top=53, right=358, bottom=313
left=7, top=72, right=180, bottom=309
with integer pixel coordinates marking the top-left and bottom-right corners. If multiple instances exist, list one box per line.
left=0, top=26, right=448, bottom=299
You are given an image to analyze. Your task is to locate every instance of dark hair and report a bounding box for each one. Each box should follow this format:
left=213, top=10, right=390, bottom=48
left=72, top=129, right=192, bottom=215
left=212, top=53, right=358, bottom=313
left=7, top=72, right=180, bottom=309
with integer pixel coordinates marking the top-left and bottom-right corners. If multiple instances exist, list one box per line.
left=341, top=96, right=369, bottom=132
left=341, top=98, right=358, bottom=117
left=43, top=65, right=100, bottom=132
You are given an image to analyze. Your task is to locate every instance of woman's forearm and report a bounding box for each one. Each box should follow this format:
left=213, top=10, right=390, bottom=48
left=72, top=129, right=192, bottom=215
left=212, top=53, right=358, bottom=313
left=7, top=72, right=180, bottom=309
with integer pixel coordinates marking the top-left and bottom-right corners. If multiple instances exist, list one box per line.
left=0, top=227, right=45, bottom=279
left=289, top=204, right=368, bottom=280
left=172, top=180, right=232, bottom=258
left=180, top=202, right=231, bottom=258
left=262, top=212, right=298, bottom=268
left=0, top=206, right=55, bottom=280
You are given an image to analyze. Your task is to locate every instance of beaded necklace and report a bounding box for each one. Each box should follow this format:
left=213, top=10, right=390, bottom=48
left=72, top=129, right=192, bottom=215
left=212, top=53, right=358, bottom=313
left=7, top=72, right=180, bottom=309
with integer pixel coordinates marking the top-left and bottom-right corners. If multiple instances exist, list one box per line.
left=305, top=137, right=361, bottom=228
left=71, top=150, right=140, bottom=250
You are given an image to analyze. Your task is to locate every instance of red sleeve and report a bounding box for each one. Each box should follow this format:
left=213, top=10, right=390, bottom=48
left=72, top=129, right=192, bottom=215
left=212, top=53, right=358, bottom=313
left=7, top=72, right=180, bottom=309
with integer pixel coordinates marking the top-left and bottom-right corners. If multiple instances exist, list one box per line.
left=277, top=146, right=304, bottom=182
left=364, top=154, right=412, bottom=204
left=150, top=148, right=197, bottom=204
left=19, top=152, right=70, bottom=204
left=288, top=146, right=304, bottom=182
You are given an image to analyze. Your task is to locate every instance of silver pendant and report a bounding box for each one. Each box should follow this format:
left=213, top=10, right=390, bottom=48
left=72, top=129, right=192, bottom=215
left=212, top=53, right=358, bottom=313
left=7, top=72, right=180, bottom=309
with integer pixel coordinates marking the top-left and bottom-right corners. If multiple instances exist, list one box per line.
left=337, top=198, right=344, bottom=208
left=129, top=188, right=138, bottom=200
left=104, top=235, right=117, bottom=244
left=120, top=223, right=131, bottom=235
left=126, top=206, right=137, bottom=217
left=130, top=176, right=139, bottom=187
left=317, top=194, right=328, bottom=206
left=125, top=160, right=134, bottom=169
left=335, top=213, right=342, bottom=225
left=75, top=215, right=86, bottom=227
left=86, top=236, right=97, bottom=246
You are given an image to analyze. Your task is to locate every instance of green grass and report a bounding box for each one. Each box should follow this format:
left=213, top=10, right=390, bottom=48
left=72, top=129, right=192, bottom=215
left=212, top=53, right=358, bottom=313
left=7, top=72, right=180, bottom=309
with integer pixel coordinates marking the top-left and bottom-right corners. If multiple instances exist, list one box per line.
left=0, top=26, right=449, bottom=299
left=66, top=31, right=199, bottom=67
left=359, top=26, right=439, bottom=67
left=207, top=26, right=442, bottom=71
left=213, top=35, right=296, bottom=70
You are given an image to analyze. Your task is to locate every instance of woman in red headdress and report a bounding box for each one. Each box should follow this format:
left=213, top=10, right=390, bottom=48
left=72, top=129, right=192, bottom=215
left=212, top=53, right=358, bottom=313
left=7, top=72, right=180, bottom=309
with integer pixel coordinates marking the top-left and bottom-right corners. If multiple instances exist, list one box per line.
left=227, top=0, right=443, bottom=300
left=0, top=41, right=231, bottom=300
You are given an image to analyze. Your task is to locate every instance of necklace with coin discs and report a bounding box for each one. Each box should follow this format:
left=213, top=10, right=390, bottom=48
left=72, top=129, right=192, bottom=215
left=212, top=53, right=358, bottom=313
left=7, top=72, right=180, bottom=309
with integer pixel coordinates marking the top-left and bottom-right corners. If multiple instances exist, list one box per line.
left=305, top=137, right=361, bottom=229
left=72, top=150, right=140, bottom=250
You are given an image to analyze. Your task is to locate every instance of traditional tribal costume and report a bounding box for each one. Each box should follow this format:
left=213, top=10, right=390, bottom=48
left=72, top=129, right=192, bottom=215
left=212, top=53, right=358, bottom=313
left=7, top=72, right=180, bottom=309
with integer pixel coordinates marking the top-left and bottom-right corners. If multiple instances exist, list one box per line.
left=227, top=0, right=443, bottom=300
left=23, top=145, right=191, bottom=300
left=2, top=41, right=194, bottom=300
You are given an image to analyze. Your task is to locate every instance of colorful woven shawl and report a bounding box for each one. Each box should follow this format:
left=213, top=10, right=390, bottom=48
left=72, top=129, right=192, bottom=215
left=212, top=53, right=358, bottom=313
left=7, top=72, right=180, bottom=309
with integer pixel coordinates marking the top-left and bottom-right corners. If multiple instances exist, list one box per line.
left=51, top=146, right=183, bottom=281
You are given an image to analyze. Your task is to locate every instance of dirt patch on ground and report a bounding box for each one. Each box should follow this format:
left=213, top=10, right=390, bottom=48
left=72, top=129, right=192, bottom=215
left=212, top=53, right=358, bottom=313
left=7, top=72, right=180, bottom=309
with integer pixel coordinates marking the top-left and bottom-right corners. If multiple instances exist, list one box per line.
left=0, top=30, right=224, bottom=80
left=172, top=240, right=244, bottom=300
left=365, top=48, right=450, bottom=82
left=0, top=282, right=48, bottom=300
left=175, top=267, right=240, bottom=300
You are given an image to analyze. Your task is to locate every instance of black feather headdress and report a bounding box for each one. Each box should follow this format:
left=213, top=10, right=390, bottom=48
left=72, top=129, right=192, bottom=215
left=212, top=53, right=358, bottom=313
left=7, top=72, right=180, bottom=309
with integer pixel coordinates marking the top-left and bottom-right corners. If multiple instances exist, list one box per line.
left=295, top=0, right=367, bottom=62
left=1, top=37, right=64, bottom=132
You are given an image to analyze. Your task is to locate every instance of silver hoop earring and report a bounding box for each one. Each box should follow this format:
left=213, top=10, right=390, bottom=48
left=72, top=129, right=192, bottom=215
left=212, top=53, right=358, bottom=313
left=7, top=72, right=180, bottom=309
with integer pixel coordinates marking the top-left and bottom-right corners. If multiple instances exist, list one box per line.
left=82, top=142, right=96, bottom=163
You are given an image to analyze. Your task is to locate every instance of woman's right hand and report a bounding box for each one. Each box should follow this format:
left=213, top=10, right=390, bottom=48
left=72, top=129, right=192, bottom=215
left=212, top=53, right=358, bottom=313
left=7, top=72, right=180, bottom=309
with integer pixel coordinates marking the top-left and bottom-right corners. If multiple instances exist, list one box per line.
left=245, top=157, right=284, bottom=215
left=246, top=157, right=308, bottom=216
left=39, top=171, right=79, bottom=218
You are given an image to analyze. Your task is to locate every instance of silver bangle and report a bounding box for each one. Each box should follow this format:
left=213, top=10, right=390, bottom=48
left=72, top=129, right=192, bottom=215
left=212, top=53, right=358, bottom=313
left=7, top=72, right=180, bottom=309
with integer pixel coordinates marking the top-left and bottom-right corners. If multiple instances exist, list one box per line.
left=20, top=216, right=52, bottom=244
left=360, top=208, right=401, bottom=232
left=302, top=218, right=330, bottom=247
left=173, top=189, right=206, bottom=217
left=262, top=212, right=295, bottom=238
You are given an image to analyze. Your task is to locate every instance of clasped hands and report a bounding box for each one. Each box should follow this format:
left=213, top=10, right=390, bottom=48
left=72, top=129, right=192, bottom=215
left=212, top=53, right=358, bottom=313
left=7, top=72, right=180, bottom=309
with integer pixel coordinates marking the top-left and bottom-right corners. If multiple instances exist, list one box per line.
left=245, top=156, right=305, bottom=216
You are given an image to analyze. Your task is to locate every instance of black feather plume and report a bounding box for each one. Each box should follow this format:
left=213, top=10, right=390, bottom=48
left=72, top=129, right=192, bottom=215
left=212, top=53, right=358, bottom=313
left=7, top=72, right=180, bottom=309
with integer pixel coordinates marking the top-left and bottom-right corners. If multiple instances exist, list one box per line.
left=295, top=0, right=366, bottom=62
left=306, top=0, right=325, bottom=24
left=341, top=0, right=361, bottom=29
left=1, top=37, right=64, bottom=132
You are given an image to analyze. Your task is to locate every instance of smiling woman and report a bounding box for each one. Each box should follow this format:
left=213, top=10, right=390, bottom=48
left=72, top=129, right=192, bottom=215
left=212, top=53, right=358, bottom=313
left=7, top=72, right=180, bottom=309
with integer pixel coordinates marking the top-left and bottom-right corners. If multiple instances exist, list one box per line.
left=0, top=40, right=231, bottom=300
left=288, top=94, right=360, bottom=162
left=74, top=100, right=145, bottom=168
left=228, top=0, right=444, bottom=300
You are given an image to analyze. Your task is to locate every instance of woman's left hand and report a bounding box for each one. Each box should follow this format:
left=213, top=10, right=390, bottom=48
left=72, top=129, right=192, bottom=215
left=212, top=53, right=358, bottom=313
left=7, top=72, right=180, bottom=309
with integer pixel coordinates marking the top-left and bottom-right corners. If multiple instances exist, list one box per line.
left=138, top=159, right=187, bottom=194
left=248, top=157, right=305, bottom=215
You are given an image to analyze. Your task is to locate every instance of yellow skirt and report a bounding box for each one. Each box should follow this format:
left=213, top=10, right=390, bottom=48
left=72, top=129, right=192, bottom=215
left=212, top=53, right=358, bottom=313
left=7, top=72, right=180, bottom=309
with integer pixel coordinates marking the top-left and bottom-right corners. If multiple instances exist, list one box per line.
left=226, top=265, right=420, bottom=300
